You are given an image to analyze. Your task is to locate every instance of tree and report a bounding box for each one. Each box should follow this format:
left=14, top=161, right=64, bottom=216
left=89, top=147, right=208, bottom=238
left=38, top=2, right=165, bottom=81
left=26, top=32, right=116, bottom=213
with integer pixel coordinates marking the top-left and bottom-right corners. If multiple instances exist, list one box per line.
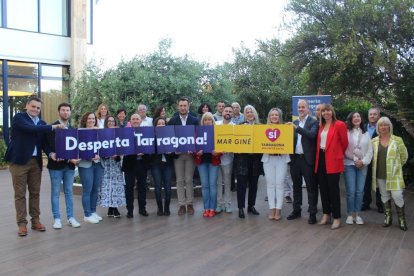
left=284, top=0, right=414, bottom=138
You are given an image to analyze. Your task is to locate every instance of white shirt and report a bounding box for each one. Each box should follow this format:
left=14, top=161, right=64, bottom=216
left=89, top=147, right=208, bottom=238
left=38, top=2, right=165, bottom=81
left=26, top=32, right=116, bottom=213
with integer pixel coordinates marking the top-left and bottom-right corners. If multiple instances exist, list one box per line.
left=215, top=120, right=234, bottom=165
left=320, top=129, right=328, bottom=149
left=295, top=115, right=308, bottom=154
left=180, top=114, right=188, bottom=126
left=140, top=117, right=153, bottom=127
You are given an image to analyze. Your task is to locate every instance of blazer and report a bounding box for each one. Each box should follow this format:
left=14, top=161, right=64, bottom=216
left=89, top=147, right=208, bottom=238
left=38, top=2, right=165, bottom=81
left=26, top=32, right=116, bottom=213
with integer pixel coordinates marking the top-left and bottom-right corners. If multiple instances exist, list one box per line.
left=46, top=120, right=75, bottom=170
left=315, top=120, right=348, bottom=174
left=4, top=112, right=52, bottom=169
left=168, top=114, right=199, bottom=126
left=371, top=135, right=408, bottom=191
left=290, top=116, right=319, bottom=166
left=121, top=154, right=151, bottom=172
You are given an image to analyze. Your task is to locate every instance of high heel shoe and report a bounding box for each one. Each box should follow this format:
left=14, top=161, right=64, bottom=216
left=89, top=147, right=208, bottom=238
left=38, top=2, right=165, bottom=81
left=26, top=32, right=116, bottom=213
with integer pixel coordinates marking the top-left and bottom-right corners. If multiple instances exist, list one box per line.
left=239, top=208, right=245, bottom=219
left=318, top=214, right=331, bottom=225
left=331, top=219, right=341, bottom=230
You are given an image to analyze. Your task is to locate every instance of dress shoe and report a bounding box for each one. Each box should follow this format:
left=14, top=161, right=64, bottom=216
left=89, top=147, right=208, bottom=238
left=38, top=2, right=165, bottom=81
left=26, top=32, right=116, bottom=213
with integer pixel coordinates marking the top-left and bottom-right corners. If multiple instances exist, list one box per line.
left=187, top=205, right=195, bottom=215
left=239, top=208, right=245, bottom=219
left=268, top=209, right=276, bottom=220
left=318, top=214, right=331, bottom=225
left=31, top=222, right=46, bottom=231
left=287, top=212, right=301, bottom=220
left=178, top=205, right=186, bottom=216
left=164, top=205, right=170, bottom=216
left=139, top=210, right=149, bottom=216
left=308, top=214, right=317, bottom=224
left=331, top=219, right=341, bottom=230
left=285, top=196, right=293, bottom=203
left=127, top=212, right=134, bottom=218
left=18, top=225, right=28, bottom=236
left=247, top=206, right=260, bottom=215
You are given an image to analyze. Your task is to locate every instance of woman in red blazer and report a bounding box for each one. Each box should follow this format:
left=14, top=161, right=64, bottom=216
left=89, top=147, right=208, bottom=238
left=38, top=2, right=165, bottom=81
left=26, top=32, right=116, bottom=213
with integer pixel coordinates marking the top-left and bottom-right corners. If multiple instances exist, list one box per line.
left=315, top=104, right=348, bottom=229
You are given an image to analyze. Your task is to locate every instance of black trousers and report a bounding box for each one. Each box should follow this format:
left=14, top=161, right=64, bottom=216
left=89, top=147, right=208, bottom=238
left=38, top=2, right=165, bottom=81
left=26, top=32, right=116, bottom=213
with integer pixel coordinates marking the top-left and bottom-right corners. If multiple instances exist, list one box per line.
left=237, top=172, right=259, bottom=209
left=290, top=155, right=318, bottom=214
left=363, top=163, right=382, bottom=208
left=317, top=150, right=341, bottom=219
left=124, top=159, right=147, bottom=212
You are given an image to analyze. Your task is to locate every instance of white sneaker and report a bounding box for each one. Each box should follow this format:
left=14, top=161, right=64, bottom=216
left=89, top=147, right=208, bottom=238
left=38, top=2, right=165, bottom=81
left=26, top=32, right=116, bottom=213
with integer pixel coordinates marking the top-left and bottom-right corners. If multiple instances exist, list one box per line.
left=53, top=218, right=62, bottom=229
left=355, top=216, right=364, bottom=225
left=346, top=216, right=354, bottom=225
left=68, top=217, right=81, bottom=228
left=92, top=212, right=103, bottom=221
left=84, top=216, right=99, bottom=224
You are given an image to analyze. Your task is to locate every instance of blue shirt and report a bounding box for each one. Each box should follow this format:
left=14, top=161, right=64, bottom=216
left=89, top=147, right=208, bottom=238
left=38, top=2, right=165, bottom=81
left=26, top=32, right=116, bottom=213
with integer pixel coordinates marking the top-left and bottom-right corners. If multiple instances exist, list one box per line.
left=367, top=123, right=376, bottom=138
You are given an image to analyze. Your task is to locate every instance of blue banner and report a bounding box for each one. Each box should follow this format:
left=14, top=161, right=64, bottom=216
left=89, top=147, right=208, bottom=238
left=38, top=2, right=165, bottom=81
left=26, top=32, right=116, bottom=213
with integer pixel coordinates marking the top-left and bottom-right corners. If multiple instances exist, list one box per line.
left=292, top=95, right=331, bottom=121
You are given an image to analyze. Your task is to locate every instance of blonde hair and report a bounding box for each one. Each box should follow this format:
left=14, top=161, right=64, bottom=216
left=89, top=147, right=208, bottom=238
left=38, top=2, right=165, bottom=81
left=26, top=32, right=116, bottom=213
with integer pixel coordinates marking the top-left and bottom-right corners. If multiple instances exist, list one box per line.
left=200, top=112, right=216, bottom=126
left=96, top=103, right=109, bottom=119
left=376, top=116, right=393, bottom=136
left=243, top=105, right=260, bottom=124
left=267, top=108, right=283, bottom=124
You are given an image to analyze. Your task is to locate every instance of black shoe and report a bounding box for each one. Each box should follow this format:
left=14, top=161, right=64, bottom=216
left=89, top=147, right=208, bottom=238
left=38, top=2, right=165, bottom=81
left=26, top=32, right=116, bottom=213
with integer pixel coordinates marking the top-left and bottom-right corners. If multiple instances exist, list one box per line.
left=264, top=196, right=268, bottom=202
left=285, top=196, right=293, bottom=203
left=308, top=214, right=317, bottom=224
left=287, top=212, right=301, bottom=220
left=139, top=210, right=149, bottom=216
left=361, top=205, right=371, bottom=211
left=107, top=207, right=114, bottom=217
left=239, top=208, right=245, bottom=219
left=113, top=208, right=121, bottom=218
left=164, top=205, right=170, bottom=216
left=247, top=206, right=260, bottom=215
left=157, top=209, right=164, bottom=216
left=377, top=205, right=384, bottom=213
left=127, top=211, right=134, bottom=218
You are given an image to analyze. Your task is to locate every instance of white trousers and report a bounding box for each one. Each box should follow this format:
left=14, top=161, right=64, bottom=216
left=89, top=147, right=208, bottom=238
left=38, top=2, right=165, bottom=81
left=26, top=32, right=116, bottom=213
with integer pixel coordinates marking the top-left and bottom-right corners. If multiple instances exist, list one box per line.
left=263, top=156, right=288, bottom=209
left=377, top=179, right=404, bottom=207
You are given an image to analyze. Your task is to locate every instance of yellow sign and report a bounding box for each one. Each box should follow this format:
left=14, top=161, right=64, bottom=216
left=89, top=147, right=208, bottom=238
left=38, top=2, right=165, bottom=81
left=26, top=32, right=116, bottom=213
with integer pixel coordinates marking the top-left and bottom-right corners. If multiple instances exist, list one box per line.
left=214, top=124, right=293, bottom=154
left=253, top=125, right=294, bottom=154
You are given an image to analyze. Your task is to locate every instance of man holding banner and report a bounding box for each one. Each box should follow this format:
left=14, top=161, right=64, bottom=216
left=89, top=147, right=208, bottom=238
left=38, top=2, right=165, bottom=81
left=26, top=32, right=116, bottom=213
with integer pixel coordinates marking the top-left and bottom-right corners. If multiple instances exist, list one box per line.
left=168, top=97, right=199, bottom=216
left=286, top=99, right=319, bottom=224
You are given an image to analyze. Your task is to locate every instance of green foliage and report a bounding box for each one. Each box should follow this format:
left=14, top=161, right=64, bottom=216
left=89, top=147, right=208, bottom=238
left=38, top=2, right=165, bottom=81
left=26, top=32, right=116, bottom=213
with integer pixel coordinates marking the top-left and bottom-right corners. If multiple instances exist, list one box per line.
left=0, top=139, right=7, bottom=167
left=70, top=40, right=234, bottom=122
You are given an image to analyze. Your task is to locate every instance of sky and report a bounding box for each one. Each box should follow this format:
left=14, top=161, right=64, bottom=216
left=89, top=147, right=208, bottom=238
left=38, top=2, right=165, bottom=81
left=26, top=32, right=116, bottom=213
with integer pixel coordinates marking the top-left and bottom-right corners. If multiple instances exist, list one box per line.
left=90, top=0, right=290, bottom=67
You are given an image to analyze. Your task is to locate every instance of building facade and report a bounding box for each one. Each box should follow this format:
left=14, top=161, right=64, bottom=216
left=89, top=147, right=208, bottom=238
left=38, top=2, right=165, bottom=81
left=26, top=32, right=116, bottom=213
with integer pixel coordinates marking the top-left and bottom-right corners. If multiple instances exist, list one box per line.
left=0, top=0, right=93, bottom=143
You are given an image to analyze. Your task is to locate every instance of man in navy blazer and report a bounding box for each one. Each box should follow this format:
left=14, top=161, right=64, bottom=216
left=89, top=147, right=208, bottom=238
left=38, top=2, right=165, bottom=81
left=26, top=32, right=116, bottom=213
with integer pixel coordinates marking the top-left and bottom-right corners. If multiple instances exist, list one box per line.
left=168, top=97, right=199, bottom=215
left=5, top=97, right=63, bottom=236
left=286, top=99, right=319, bottom=224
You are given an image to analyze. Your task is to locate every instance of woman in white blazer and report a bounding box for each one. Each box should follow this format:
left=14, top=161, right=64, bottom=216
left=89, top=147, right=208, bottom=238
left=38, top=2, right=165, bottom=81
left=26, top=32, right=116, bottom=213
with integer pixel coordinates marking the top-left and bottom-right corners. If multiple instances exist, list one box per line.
left=343, top=112, right=373, bottom=225
left=261, top=108, right=291, bottom=220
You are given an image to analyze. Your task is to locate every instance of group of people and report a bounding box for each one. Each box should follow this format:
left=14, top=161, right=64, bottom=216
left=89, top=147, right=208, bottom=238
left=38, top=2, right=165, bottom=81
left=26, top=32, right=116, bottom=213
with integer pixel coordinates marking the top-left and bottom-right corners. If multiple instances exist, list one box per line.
left=5, top=96, right=408, bottom=237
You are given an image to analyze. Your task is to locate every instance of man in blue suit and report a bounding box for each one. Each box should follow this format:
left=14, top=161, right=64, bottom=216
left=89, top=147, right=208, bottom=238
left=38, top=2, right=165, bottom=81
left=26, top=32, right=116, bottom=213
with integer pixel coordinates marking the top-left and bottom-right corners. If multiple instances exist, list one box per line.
left=168, top=97, right=199, bottom=216
left=5, top=97, right=63, bottom=236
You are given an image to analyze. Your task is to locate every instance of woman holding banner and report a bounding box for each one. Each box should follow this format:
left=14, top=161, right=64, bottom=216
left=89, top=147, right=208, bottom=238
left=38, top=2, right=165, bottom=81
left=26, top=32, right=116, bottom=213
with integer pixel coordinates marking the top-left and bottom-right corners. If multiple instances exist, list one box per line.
left=98, top=116, right=126, bottom=218
left=261, top=108, right=290, bottom=220
left=78, top=112, right=105, bottom=224
left=235, top=105, right=263, bottom=219
left=195, top=112, right=222, bottom=217
left=150, top=116, right=174, bottom=216
left=315, top=104, right=348, bottom=230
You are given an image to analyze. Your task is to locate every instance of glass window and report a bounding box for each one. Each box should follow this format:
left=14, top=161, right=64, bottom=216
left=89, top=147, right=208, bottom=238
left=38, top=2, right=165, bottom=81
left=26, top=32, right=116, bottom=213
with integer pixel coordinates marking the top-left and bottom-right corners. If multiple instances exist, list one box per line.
left=8, top=61, right=38, bottom=77
left=7, top=0, right=38, bottom=32
left=40, top=0, right=68, bottom=36
left=41, top=65, right=69, bottom=123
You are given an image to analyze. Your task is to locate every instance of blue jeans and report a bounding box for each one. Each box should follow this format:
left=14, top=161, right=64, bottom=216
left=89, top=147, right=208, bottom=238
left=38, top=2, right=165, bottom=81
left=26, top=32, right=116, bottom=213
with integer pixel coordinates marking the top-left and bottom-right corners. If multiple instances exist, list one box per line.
left=198, top=163, right=219, bottom=210
left=151, top=162, right=172, bottom=205
left=48, top=167, right=75, bottom=219
left=344, top=165, right=367, bottom=213
left=79, top=163, right=104, bottom=217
